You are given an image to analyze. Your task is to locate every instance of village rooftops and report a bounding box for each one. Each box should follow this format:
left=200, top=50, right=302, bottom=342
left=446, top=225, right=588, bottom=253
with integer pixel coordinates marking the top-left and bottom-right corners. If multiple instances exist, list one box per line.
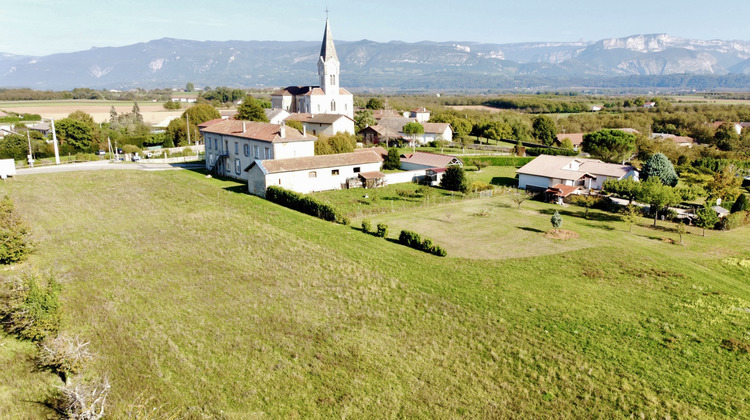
left=400, top=151, right=462, bottom=168
left=354, top=146, right=388, bottom=159
left=199, top=119, right=315, bottom=143
left=516, top=155, right=634, bottom=181
left=285, top=113, right=354, bottom=124
left=247, top=150, right=383, bottom=174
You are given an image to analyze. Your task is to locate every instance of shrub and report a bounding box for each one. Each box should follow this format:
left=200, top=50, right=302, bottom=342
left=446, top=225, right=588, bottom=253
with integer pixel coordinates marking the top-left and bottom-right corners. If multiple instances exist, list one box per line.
left=440, top=165, right=469, bottom=193
left=468, top=156, right=534, bottom=167
left=526, top=148, right=578, bottom=157
left=0, top=195, right=34, bottom=264
left=265, top=186, right=340, bottom=223
left=361, top=219, right=372, bottom=233
left=37, top=334, right=93, bottom=383
left=469, top=181, right=494, bottom=192
left=1, top=271, right=62, bottom=341
left=376, top=223, right=388, bottom=238
left=731, top=194, right=749, bottom=213
left=398, top=230, right=447, bottom=257
left=122, top=144, right=140, bottom=155
left=721, top=210, right=750, bottom=230
left=51, top=376, right=110, bottom=419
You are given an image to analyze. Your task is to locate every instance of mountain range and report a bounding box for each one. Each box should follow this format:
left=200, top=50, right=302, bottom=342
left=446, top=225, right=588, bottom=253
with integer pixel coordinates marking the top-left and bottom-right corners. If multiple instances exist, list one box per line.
left=2, top=34, right=750, bottom=91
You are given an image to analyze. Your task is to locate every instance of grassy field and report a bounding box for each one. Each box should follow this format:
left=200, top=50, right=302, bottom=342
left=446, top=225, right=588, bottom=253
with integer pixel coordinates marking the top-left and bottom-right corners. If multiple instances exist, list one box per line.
left=1, top=169, right=749, bottom=418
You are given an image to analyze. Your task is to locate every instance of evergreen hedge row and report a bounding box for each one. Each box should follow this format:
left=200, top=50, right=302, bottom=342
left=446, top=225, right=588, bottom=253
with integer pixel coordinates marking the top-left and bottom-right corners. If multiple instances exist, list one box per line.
left=466, top=156, right=534, bottom=167
left=398, top=230, right=447, bottom=257
left=265, top=186, right=341, bottom=223
left=525, top=148, right=579, bottom=157
left=721, top=210, right=750, bottom=230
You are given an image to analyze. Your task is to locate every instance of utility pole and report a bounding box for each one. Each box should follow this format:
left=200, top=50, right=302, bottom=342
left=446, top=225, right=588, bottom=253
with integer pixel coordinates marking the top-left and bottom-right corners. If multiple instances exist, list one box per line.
left=186, top=113, right=191, bottom=145
left=51, top=119, right=60, bottom=165
left=26, top=131, right=34, bottom=167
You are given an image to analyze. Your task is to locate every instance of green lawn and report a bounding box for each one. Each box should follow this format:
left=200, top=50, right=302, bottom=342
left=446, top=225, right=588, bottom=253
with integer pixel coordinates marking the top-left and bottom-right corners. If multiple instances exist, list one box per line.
left=1, top=169, right=749, bottom=418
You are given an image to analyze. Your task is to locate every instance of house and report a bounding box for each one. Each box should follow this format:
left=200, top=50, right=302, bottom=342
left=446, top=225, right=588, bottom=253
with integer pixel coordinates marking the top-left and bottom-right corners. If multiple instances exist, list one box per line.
left=421, top=123, right=453, bottom=144
left=270, top=19, right=354, bottom=119
left=409, top=107, right=431, bottom=123
left=555, top=133, right=584, bottom=148
left=591, top=106, right=603, bottom=112
left=360, top=125, right=402, bottom=145
left=284, top=113, right=355, bottom=136
left=353, top=146, right=388, bottom=160
left=370, top=109, right=401, bottom=121
left=516, top=154, right=638, bottom=192
left=400, top=151, right=462, bottom=171
left=545, top=184, right=581, bottom=205
left=651, top=133, right=695, bottom=147
left=246, top=150, right=383, bottom=196
left=201, top=120, right=316, bottom=180
left=712, top=206, right=730, bottom=218
left=265, top=109, right=291, bottom=125
left=643, top=101, right=656, bottom=108
left=171, top=95, right=197, bottom=103
left=28, top=122, right=51, bottom=136
left=368, top=117, right=452, bottom=146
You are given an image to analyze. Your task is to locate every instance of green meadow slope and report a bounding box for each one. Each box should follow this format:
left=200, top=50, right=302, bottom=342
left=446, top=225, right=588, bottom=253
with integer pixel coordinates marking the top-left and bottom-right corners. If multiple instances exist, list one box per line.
left=1, top=169, right=748, bottom=418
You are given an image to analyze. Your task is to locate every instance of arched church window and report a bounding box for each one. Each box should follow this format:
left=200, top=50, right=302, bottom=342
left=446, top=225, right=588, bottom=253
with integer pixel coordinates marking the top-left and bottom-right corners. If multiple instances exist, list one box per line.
left=330, top=75, right=335, bottom=85
left=331, top=100, right=336, bottom=111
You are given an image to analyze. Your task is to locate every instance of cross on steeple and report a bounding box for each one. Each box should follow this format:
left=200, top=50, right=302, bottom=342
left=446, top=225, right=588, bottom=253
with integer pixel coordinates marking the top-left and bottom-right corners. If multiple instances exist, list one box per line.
left=325, top=6, right=329, bottom=19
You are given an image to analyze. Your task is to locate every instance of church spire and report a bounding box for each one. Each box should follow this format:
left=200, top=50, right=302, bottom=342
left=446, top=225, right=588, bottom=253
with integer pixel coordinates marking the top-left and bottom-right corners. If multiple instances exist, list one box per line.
left=319, top=18, right=338, bottom=62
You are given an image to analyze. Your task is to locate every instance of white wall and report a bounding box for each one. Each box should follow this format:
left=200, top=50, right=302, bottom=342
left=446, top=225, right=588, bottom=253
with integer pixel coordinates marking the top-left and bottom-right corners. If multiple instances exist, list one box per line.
left=384, top=169, right=427, bottom=185
left=249, top=161, right=382, bottom=196
left=518, top=174, right=551, bottom=189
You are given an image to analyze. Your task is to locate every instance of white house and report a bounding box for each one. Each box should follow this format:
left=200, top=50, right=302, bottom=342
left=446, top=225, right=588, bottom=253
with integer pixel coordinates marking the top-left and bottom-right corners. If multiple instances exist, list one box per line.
left=420, top=123, right=453, bottom=144
left=247, top=150, right=383, bottom=196
left=271, top=19, right=354, bottom=119
left=285, top=113, right=355, bottom=136
left=409, top=107, right=431, bottom=123
left=201, top=120, right=316, bottom=181
left=370, top=118, right=452, bottom=145
left=516, top=155, right=638, bottom=192
left=265, top=109, right=291, bottom=125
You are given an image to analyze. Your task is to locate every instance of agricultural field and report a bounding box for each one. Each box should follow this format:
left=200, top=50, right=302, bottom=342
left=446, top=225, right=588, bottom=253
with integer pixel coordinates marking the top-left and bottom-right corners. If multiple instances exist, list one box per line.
left=1, top=169, right=749, bottom=418
left=0, top=100, right=183, bottom=125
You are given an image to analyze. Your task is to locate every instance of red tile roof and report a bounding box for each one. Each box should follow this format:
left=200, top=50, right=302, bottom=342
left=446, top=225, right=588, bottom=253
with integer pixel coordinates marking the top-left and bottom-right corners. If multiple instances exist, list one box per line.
left=545, top=184, right=579, bottom=197
left=199, top=120, right=315, bottom=143
left=401, top=151, right=462, bottom=168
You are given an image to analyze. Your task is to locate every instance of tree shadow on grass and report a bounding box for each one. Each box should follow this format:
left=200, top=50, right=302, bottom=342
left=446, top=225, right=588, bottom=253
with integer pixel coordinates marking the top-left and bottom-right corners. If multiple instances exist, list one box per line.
left=491, top=177, right=517, bottom=187
left=538, top=208, right=623, bottom=222
left=584, top=223, right=615, bottom=231
left=223, top=184, right=248, bottom=194
left=517, top=226, right=545, bottom=233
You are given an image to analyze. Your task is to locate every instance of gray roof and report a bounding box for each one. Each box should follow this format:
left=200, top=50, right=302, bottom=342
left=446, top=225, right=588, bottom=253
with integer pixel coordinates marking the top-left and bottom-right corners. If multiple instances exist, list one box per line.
left=320, top=19, right=338, bottom=62
left=516, top=154, right=635, bottom=181
left=378, top=117, right=416, bottom=132
left=250, top=150, right=382, bottom=174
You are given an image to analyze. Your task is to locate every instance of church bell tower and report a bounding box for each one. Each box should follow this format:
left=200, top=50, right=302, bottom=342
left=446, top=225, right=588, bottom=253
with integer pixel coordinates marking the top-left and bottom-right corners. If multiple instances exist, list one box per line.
left=318, top=18, right=340, bottom=95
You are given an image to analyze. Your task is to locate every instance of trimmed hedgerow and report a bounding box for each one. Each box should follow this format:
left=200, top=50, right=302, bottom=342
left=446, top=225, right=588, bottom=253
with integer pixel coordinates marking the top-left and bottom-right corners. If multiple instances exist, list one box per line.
left=465, top=156, right=534, bottom=167
left=398, top=230, right=447, bottom=257
left=525, top=148, right=579, bottom=157
left=266, top=186, right=341, bottom=223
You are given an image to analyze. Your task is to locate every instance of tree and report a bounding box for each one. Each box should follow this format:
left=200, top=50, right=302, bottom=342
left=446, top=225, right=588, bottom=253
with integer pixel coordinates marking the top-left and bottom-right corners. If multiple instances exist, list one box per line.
left=286, top=120, right=304, bottom=133
left=55, top=118, right=94, bottom=151
left=457, top=135, right=473, bottom=153
left=695, top=205, right=719, bottom=236
left=532, top=115, right=557, bottom=146
left=638, top=178, right=681, bottom=226
left=182, top=104, right=220, bottom=125
left=551, top=210, right=562, bottom=232
left=713, top=122, right=740, bottom=151
left=383, top=148, right=401, bottom=170
left=572, top=194, right=597, bottom=219
left=314, top=133, right=356, bottom=155
left=622, top=204, right=640, bottom=232
left=706, top=165, right=742, bottom=204
left=511, top=189, right=534, bottom=209
left=354, top=110, right=376, bottom=133
left=0, top=195, right=34, bottom=264
left=560, top=138, right=574, bottom=149
left=582, top=129, right=636, bottom=163
left=641, top=152, right=678, bottom=187
left=0, top=134, right=29, bottom=160
left=365, top=98, right=384, bottom=110
left=108, top=106, right=118, bottom=124
left=480, top=121, right=512, bottom=142
left=402, top=122, right=424, bottom=149
left=131, top=101, right=143, bottom=124
left=165, top=118, right=193, bottom=147
left=731, top=194, right=749, bottom=213
left=440, top=165, right=469, bottom=193
left=676, top=222, right=687, bottom=245
left=603, top=178, right=642, bottom=204
left=235, top=95, right=268, bottom=122
left=163, top=101, right=181, bottom=110
left=185, top=82, right=194, bottom=92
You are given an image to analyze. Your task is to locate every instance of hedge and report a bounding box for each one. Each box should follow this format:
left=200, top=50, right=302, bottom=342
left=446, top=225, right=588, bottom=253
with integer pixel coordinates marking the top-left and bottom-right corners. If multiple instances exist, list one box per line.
left=265, top=186, right=341, bottom=223
left=398, top=230, right=447, bottom=257
left=721, top=210, right=750, bottom=230
left=466, top=156, right=534, bottom=167
left=525, top=148, right=579, bottom=157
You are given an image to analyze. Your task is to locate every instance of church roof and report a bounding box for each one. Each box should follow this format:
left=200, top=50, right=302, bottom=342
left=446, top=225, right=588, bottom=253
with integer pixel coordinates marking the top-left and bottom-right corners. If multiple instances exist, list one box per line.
left=320, top=19, right=338, bottom=62
left=199, top=120, right=315, bottom=143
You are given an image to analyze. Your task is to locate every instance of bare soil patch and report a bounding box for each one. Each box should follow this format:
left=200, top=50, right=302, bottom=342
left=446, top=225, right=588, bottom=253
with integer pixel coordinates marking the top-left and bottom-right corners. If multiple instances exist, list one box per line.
left=544, top=229, right=579, bottom=240
left=0, top=102, right=182, bottom=125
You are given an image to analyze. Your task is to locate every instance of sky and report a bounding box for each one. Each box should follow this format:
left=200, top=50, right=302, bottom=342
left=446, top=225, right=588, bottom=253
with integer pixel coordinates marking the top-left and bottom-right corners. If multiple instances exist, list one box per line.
left=2, top=0, right=749, bottom=56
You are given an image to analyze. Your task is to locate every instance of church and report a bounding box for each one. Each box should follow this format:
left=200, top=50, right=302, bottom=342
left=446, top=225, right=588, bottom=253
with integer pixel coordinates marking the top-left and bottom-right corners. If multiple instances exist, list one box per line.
left=271, top=19, right=354, bottom=121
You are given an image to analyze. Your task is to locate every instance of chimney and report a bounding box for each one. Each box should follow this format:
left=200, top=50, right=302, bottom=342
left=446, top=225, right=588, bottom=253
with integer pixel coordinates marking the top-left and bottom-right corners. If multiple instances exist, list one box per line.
left=303, top=125, right=307, bottom=136
left=242, top=121, right=246, bottom=134
left=280, top=120, right=286, bottom=139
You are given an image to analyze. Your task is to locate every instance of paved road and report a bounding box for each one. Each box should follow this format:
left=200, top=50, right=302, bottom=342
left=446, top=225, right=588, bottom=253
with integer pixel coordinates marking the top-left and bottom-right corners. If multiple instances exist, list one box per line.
left=16, top=161, right=205, bottom=175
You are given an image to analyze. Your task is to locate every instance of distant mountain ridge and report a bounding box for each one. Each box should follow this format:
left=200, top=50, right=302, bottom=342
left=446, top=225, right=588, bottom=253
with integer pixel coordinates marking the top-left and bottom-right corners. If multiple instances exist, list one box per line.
left=2, top=34, right=750, bottom=91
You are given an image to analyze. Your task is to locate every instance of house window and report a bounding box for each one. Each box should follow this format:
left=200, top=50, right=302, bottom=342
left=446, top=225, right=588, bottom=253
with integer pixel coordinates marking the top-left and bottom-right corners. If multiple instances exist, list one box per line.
left=330, top=75, right=335, bottom=85
left=235, top=158, right=241, bottom=174
left=244, top=144, right=250, bottom=157
left=332, top=169, right=339, bottom=176
left=254, top=145, right=259, bottom=159
left=209, top=153, right=214, bottom=165
left=331, top=100, right=336, bottom=111
left=234, top=142, right=238, bottom=154
left=353, top=167, right=360, bottom=173
left=317, top=105, right=321, bottom=112
left=309, top=171, right=317, bottom=178
left=214, top=139, right=218, bottom=149
left=264, top=147, right=271, bottom=159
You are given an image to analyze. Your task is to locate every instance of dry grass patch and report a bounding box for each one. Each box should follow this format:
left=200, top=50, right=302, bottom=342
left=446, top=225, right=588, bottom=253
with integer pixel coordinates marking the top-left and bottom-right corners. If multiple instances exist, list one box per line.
left=544, top=229, right=579, bottom=240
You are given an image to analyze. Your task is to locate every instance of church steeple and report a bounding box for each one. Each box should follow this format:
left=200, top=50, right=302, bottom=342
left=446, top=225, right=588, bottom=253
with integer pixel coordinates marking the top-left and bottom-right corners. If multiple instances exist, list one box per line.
left=318, top=18, right=340, bottom=95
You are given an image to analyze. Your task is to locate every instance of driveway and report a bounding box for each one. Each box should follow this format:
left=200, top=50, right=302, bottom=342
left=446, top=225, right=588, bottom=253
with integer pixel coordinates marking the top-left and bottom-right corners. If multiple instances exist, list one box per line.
left=16, top=161, right=205, bottom=175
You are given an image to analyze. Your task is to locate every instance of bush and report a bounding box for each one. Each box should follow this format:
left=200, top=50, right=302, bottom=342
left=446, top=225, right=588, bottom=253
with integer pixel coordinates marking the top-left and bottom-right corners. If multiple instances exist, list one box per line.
left=440, top=165, right=469, bottom=193
left=37, top=334, right=92, bottom=383
left=122, top=145, right=140, bottom=155
left=0, top=195, right=34, bottom=264
left=1, top=271, right=62, bottom=341
left=51, top=376, right=110, bottom=419
left=721, top=210, right=750, bottom=230
left=265, top=186, right=340, bottom=223
left=361, top=219, right=372, bottom=233
left=468, top=156, right=534, bottom=167
left=526, top=148, right=578, bottom=157
left=469, top=181, right=494, bottom=192
left=376, top=223, right=388, bottom=238
left=398, top=230, right=447, bottom=257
